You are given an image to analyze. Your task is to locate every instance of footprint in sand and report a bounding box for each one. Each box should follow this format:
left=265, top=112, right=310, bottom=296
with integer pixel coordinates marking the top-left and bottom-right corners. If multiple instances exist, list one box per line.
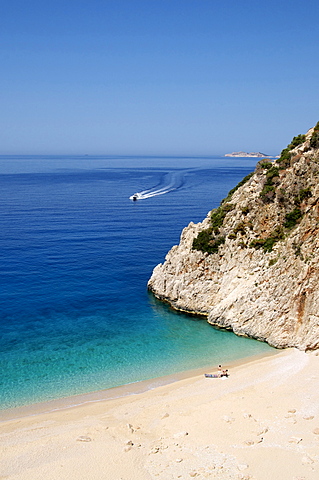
left=76, top=435, right=92, bottom=442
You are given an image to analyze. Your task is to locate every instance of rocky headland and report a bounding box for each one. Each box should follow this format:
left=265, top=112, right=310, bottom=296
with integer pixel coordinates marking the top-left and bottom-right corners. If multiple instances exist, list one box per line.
left=148, top=123, right=319, bottom=351
left=225, top=151, right=271, bottom=157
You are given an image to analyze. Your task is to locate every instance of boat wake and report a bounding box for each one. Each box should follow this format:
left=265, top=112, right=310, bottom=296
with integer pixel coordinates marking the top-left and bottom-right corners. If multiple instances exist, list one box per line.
left=129, top=170, right=186, bottom=201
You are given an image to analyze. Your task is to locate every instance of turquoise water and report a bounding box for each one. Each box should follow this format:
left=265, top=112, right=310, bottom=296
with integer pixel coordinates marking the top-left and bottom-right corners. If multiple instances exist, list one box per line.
left=0, top=155, right=273, bottom=409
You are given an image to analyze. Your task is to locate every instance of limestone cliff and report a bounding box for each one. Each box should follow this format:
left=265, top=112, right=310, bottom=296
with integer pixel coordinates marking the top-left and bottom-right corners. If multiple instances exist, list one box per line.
left=148, top=124, right=319, bottom=351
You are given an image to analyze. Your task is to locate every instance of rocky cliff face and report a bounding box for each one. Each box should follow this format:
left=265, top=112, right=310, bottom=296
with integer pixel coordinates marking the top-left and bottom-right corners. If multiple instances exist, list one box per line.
left=148, top=124, right=319, bottom=351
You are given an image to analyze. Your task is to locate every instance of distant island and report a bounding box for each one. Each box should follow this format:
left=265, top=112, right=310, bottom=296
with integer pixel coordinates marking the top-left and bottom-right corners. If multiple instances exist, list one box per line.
left=225, top=151, right=270, bottom=157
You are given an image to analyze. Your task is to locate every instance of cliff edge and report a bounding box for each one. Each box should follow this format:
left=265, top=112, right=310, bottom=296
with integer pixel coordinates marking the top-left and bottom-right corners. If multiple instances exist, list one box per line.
left=148, top=124, right=319, bottom=351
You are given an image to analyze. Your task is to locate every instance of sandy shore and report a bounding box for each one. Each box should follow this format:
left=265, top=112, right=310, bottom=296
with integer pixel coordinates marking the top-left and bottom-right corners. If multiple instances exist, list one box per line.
left=1, top=348, right=319, bottom=480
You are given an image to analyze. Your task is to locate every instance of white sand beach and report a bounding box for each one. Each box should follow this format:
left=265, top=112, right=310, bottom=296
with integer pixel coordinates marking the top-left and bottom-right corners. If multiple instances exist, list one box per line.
left=1, top=348, right=319, bottom=480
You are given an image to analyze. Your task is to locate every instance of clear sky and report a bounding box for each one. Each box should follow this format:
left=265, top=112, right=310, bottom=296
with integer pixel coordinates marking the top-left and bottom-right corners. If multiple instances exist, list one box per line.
left=1, top=0, right=318, bottom=155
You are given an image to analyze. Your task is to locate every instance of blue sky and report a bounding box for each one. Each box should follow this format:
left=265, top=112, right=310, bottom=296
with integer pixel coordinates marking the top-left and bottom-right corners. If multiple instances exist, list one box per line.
left=1, top=0, right=318, bottom=155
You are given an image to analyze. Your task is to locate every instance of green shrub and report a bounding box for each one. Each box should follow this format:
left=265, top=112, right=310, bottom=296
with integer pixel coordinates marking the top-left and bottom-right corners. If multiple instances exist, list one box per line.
left=299, top=187, right=312, bottom=201
left=269, top=258, right=278, bottom=266
left=192, top=231, right=225, bottom=254
left=249, top=227, right=284, bottom=253
left=210, top=207, right=226, bottom=233
left=192, top=228, right=212, bottom=252
left=277, top=147, right=292, bottom=169
left=233, top=222, right=246, bottom=235
left=241, top=206, right=250, bottom=215
left=310, top=122, right=319, bottom=148
left=222, top=203, right=235, bottom=212
left=222, top=172, right=254, bottom=203
left=288, top=134, right=306, bottom=149
left=262, top=237, right=279, bottom=252
left=280, top=147, right=291, bottom=158
left=210, top=203, right=234, bottom=232
left=259, top=161, right=273, bottom=170
left=284, top=208, right=303, bottom=229
left=260, top=166, right=280, bottom=203
left=266, top=166, right=279, bottom=180
left=249, top=238, right=266, bottom=250
left=310, top=131, right=319, bottom=149
left=294, top=187, right=312, bottom=206
left=277, top=188, right=286, bottom=204
left=260, top=184, right=275, bottom=203
left=292, top=242, right=301, bottom=257
left=272, top=226, right=285, bottom=241
left=193, top=201, right=233, bottom=252
left=277, top=133, right=307, bottom=169
left=210, top=235, right=226, bottom=253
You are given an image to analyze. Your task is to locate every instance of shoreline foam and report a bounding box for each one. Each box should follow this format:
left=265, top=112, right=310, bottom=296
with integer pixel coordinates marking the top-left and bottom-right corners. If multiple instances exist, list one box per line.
left=1, top=349, right=278, bottom=422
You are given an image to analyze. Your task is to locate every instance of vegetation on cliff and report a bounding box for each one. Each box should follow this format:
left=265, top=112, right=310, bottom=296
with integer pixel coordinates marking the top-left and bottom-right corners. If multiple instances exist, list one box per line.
left=192, top=124, right=318, bottom=255
left=192, top=176, right=253, bottom=254
left=310, top=121, right=319, bottom=149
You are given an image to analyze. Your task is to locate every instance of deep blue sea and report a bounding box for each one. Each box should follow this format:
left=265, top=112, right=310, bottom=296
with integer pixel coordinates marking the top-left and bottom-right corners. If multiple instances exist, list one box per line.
left=0, top=155, right=273, bottom=410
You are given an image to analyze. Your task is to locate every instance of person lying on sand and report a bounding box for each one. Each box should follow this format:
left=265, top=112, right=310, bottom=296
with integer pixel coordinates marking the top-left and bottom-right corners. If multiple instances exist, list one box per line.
left=204, top=368, right=229, bottom=378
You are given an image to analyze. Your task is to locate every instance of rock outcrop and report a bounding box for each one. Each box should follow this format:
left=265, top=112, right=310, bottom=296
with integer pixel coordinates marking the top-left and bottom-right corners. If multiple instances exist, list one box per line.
left=225, top=151, right=271, bottom=157
left=148, top=124, right=319, bottom=351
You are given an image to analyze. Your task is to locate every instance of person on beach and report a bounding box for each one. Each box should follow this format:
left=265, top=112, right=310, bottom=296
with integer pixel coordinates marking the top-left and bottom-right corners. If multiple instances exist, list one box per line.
left=204, top=365, right=228, bottom=378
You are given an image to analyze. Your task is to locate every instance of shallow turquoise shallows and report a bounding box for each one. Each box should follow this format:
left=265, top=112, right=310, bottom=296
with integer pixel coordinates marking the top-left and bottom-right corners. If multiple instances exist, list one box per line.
left=0, top=155, right=273, bottom=409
